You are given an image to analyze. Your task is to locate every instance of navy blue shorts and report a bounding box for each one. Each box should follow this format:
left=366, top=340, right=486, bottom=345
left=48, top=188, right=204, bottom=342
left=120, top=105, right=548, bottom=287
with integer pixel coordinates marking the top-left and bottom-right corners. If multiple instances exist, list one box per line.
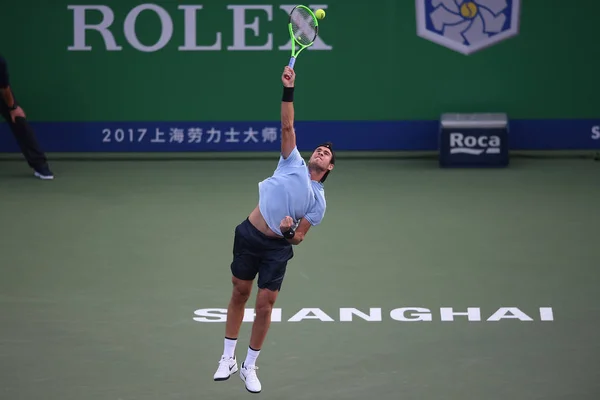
left=230, top=218, right=294, bottom=291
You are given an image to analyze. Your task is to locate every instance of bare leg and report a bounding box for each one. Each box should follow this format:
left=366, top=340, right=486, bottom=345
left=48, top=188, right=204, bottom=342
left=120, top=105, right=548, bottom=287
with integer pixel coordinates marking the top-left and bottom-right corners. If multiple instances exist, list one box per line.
left=249, top=288, right=279, bottom=351
left=239, top=289, right=277, bottom=394
left=225, top=276, right=252, bottom=339
left=214, top=277, right=252, bottom=381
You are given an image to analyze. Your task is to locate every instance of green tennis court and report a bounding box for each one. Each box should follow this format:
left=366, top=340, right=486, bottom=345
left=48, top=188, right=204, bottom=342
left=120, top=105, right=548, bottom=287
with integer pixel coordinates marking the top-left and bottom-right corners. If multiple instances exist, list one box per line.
left=1, top=156, right=599, bottom=400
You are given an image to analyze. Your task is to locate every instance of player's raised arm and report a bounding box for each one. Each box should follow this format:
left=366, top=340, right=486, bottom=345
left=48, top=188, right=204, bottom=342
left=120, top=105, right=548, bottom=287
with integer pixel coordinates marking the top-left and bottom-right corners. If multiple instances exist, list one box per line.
left=280, top=66, right=296, bottom=159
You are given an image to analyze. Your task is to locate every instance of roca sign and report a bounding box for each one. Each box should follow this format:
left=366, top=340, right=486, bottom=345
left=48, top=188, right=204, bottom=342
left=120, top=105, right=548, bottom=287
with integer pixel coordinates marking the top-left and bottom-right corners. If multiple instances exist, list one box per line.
left=449, top=132, right=502, bottom=155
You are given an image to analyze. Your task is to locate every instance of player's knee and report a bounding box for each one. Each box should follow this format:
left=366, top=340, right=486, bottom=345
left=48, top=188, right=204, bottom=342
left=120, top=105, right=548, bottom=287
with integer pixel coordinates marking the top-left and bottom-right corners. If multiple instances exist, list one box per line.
left=255, top=302, right=273, bottom=319
left=255, top=288, right=278, bottom=317
left=232, top=286, right=251, bottom=304
left=231, top=277, right=252, bottom=304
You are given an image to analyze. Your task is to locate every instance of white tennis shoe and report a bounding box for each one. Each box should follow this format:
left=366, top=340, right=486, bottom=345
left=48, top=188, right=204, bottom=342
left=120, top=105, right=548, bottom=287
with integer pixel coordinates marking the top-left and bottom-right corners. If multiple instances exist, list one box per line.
left=213, top=356, right=238, bottom=381
left=240, top=362, right=261, bottom=393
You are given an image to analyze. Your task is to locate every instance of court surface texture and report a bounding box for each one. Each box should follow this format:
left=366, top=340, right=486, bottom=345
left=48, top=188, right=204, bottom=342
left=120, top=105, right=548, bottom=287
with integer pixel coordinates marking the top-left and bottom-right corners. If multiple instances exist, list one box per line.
left=1, top=156, right=599, bottom=400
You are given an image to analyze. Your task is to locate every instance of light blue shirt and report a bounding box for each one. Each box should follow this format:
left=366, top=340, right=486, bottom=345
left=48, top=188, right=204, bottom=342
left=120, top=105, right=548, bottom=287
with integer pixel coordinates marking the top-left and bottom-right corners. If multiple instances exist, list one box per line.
left=258, top=146, right=326, bottom=236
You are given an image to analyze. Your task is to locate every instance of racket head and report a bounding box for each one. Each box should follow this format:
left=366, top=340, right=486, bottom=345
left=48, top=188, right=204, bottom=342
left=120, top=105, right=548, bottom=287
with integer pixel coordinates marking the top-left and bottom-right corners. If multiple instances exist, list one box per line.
left=287, top=5, right=319, bottom=47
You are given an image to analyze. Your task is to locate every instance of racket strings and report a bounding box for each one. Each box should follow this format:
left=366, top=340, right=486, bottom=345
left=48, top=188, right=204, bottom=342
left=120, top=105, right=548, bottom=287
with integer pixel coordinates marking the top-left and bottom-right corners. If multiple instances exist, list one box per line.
left=290, top=8, right=317, bottom=46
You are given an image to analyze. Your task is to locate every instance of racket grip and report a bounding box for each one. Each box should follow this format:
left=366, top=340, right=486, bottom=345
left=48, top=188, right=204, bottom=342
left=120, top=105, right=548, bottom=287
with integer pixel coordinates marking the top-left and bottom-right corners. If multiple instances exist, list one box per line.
left=284, top=57, right=296, bottom=80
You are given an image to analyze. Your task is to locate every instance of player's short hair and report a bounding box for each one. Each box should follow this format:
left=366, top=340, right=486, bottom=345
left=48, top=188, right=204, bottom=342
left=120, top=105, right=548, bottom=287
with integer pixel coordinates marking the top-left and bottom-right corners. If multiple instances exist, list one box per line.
left=316, top=141, right=335, bottom=183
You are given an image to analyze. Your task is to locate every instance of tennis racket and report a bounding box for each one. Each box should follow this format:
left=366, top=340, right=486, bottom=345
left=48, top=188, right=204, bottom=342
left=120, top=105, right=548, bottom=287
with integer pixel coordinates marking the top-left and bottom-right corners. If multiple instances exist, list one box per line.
left=284, top=5, right=319, bottom=80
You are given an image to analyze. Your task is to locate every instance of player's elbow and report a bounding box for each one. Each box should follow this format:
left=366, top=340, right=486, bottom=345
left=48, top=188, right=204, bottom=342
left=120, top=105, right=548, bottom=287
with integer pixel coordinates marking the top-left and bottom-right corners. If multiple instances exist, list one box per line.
left=281, top=124, right=294, bottom=134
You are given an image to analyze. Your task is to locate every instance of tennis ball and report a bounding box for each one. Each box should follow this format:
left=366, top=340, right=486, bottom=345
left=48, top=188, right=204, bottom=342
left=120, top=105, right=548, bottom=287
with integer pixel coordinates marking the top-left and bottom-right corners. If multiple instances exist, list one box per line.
left=315, top=9, right=325, bottom=20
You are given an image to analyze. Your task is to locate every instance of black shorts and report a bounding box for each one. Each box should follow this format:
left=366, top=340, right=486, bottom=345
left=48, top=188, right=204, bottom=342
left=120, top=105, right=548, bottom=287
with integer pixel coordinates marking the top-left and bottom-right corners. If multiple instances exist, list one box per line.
left=230, top=218, right=294, bottom=291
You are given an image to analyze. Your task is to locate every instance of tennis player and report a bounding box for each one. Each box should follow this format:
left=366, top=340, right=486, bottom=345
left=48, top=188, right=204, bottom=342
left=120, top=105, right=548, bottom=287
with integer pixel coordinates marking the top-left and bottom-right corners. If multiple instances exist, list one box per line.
left=0, top=54, right=54, bottom=179
left=213, top=65, right=335, bottom=393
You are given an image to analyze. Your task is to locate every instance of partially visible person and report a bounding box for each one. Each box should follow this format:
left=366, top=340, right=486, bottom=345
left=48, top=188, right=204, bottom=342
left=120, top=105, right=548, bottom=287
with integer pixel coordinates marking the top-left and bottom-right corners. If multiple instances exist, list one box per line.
left=0, top=54, right=53, bottom=179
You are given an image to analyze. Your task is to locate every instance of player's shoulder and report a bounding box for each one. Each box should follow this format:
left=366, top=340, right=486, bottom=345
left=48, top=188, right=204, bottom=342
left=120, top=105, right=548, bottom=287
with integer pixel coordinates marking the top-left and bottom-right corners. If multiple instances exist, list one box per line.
left=278, top=146, right=306, bottom=166
left=282, top=145, right=302, bottom=158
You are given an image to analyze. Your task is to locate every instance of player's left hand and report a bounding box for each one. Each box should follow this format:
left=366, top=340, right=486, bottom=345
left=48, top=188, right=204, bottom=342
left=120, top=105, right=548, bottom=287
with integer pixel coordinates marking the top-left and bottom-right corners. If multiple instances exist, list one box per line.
left=280, top=216, right=294, bottom=232
left=282, top=66, right=295, bottom=87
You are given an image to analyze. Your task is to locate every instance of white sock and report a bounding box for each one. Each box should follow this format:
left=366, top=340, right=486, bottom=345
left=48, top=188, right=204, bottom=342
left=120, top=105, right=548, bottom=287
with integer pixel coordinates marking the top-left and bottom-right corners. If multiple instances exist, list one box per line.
left=244, top=346, right=260, bottom=367
left=223, top=337, right=237, bottom=359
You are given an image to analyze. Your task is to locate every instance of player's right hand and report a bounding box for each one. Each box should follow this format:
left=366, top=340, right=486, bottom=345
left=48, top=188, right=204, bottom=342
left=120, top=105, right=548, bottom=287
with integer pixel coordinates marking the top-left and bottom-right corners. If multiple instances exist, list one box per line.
left=10, top=106, right=26, bottom=123
left=282, top=66, right=295, bottom=87
left=280, top=216, right=294, bottom=232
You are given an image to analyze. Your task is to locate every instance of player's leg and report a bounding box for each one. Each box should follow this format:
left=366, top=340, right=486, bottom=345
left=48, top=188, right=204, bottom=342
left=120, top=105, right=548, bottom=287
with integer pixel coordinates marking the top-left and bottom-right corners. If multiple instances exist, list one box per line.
left=214, top=219, right=260, bottom=382
left=240, top=245, right=292, bottom=393
left=225, top=276, right=252, bottom=342
left=214, top=276, right=252, bottom=381
left=249, top=288, right=279, bottom=351
left=0, top=109, right=53, bottom=179
left=240, top=290, right=280, bottom=394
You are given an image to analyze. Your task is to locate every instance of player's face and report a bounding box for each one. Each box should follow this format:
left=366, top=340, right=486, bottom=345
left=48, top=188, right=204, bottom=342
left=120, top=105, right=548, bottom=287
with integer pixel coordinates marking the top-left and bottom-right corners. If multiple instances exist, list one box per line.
left=309, top=146, right=333, bottom=170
